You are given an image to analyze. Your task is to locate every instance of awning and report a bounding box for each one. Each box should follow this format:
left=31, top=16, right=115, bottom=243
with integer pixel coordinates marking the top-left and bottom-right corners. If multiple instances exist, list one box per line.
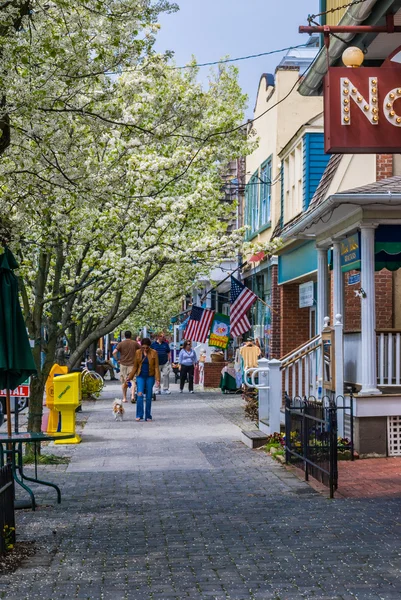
left=375, top=225, right=401, bottom=271
left=248, top=251, right=266, bottom=263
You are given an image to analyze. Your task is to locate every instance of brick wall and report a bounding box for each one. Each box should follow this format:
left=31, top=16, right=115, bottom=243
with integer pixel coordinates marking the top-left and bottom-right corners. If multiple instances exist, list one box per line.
left=344, top=270, right=361, bottom=332
left=343, top=269, right=393, bottom=332
left=269, top=264, right=281, bottom=358
left=204, top=362, right=226, bottom=388
left=280, top=284, right=310, bottom=357
left=376, top=269, right=393, bottom=329
left=376, top=154, right=393, bottom=180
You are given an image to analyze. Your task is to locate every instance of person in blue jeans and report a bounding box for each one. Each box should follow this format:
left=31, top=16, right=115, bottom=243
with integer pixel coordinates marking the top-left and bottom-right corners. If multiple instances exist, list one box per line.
left=127, top=338, right=160, bottom=421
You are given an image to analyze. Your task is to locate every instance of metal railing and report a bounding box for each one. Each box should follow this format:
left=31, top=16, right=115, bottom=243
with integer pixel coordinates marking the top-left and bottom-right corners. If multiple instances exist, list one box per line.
left=0, top=465, right=15, bottom=554
left=285, top=394, right=354, bottom=499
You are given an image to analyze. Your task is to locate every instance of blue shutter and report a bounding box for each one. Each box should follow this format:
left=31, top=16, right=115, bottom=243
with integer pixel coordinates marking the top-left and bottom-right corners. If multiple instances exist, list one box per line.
left=303, top=133, right=330, bottom=210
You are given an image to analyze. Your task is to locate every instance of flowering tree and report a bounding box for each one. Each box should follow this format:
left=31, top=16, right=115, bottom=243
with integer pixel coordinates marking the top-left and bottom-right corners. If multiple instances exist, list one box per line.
left=0, top=2, right=254, bottom=431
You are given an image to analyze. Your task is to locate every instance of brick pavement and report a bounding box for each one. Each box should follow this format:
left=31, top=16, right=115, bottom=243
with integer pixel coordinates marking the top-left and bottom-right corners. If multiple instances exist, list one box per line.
left=337, top=457, right=401, bottom=499
left=2, top=384, right=401, bottom=599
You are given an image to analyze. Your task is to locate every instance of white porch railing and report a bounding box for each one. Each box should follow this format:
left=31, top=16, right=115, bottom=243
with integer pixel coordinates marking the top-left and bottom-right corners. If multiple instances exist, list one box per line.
left=281, top=335, right=322, bottom=398
left=377, top=330, right=401, bottom=386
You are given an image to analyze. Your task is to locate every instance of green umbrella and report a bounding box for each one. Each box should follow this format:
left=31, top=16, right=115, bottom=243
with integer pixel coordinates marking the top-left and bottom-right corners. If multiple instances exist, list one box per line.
left=0, top=246, right=37, bottom=436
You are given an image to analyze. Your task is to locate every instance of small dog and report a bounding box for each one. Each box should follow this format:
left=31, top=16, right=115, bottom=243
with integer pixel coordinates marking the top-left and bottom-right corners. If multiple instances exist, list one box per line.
left=112, top=399, right=125, bottom=421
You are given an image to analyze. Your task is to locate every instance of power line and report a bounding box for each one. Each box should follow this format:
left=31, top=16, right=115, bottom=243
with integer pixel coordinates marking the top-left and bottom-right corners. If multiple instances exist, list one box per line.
left=173, top=44, right=310, bottom=70
left=206, top=59, right=315, bottom=141
left=106, top=43, right=311, bottom=75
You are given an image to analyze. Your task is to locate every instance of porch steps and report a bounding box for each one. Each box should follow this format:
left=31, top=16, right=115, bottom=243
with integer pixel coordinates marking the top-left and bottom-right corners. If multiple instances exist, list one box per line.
left=241, top=430, right=269, bottom=449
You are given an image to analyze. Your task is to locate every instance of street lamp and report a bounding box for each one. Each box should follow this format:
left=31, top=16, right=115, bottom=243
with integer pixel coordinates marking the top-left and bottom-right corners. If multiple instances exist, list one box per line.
left=342, top=46, right=364, bottom=68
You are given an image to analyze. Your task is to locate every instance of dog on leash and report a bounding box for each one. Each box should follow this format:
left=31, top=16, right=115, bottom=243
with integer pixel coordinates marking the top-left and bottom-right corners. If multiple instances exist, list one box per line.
left=112, top=399, right=125, bottom=421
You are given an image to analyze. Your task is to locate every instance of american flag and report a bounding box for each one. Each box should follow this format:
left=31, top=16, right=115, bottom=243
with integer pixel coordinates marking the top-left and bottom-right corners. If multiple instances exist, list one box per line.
left=230, top=276, right=257, bottom=337
left=184, top=306, right=215, bottom=343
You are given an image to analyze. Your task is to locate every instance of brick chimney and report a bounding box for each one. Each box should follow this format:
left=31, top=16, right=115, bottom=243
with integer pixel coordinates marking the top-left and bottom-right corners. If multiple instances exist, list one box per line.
left=376, top=154, right=393, bottom=181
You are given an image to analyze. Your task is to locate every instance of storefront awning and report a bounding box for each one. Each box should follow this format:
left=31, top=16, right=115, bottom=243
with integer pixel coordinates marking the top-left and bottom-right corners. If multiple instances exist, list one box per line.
left=375, top=225, right=401, bottom=271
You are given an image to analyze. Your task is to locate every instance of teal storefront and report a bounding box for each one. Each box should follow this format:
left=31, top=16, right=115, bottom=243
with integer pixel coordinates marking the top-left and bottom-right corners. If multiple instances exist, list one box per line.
left=278, top=241, right=317, bottom=285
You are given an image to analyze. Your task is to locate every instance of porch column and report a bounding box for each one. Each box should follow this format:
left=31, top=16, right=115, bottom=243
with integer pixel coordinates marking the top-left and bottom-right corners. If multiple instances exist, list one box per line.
left=333, top=241, right=345, bottom=411
left=332, top=241, right=344, bottom=318
left=317, top=247, right=329, bottom=332
left=360, top=225, right=381, bottom=395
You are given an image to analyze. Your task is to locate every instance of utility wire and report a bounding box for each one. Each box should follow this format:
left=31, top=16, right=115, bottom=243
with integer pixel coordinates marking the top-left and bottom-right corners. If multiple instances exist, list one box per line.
left=106, top=43, right=311, bottom=75
left=206, top=59, right=315, bottom=141
left=172, top=43, right=311, bottom=70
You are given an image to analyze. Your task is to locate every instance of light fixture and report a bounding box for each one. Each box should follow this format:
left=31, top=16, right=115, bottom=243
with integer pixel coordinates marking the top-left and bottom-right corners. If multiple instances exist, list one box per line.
left=342, top=46, right=364, bottom=68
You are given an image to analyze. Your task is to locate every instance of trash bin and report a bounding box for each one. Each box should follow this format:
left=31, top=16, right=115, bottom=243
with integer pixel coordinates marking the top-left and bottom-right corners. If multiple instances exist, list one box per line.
left=53, top=372, right=82, bottom=444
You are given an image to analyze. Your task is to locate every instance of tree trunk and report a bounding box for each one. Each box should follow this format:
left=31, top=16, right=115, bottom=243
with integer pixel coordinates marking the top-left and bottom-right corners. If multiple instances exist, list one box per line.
left=90, top=342, right=97, bottom=373
left=27, top=374, right=46, bottom=434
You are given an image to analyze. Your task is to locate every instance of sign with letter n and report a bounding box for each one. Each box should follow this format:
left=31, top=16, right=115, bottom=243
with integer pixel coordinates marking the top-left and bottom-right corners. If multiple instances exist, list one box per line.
left=324, top=64, right=401, bottom=153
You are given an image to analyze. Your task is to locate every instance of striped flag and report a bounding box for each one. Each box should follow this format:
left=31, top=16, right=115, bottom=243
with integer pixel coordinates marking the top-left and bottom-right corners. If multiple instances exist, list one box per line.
left=230, top=276, right=257, bottom=337
left=184, top=306, right=215, bottom=343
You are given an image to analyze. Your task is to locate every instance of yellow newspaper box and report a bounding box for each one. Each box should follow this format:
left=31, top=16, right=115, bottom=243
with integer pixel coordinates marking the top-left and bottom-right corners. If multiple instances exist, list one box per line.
left=53, top=372, right=82, bottom=444
left=46, top=364, right=68, bottom=434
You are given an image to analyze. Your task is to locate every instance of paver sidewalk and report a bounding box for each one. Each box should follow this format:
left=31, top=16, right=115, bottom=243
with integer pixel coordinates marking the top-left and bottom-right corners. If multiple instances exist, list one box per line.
left=2, top=385, right=401, bottom=599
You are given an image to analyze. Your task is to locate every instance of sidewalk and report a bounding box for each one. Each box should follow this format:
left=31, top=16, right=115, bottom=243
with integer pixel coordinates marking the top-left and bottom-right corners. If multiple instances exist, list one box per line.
left=2, top=384, right=401, bottom=599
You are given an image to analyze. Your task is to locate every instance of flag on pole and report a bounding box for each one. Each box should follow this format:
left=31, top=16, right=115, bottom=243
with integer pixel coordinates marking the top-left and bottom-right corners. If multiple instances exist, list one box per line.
left=230, top=276, right=257, bottom=337
left=184, top=306, right=215, bottom=343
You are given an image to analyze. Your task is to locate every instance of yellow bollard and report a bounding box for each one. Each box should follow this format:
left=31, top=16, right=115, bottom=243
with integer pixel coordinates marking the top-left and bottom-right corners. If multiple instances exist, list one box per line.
left=46, top=364, right=68, bottom=434
left=53, top=372, right=82, bottom=444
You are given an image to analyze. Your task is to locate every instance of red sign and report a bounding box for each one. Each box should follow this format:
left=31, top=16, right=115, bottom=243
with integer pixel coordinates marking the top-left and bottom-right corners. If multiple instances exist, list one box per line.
left=0, top=386, right=30, bottom=397
left=324, top=65, right=401, bottom=153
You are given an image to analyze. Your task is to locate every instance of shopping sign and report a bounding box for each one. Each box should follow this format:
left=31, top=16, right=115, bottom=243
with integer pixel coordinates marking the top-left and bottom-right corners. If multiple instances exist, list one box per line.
left=340, top=233, right=360, bottom=272
left=0, top=378, right=30, bottom=397
left=324, top=54, right=401, bottom=153
left=208, top=313, right=230, bottom=349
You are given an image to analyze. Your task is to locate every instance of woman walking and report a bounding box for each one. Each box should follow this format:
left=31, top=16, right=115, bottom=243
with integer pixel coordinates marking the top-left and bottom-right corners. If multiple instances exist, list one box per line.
left=127, top=338, right=160, bottom=421
left=178, top=340, right=198, bottom=394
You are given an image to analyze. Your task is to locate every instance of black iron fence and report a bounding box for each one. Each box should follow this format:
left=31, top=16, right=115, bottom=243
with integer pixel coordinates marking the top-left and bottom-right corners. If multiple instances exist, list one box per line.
left=285, top=394, right=354, bottom=498
left=0, top=464, right=15, bottom=554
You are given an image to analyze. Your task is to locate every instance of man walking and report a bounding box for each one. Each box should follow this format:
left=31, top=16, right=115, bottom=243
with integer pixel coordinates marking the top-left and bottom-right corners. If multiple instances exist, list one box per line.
left=113, top=331, right=140, bottom=402
left=151, top=333, right=171, bottom=395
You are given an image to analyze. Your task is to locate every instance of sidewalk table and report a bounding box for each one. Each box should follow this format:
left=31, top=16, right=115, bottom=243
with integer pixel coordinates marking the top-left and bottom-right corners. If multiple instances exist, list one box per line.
left=0, top=432, right=74, bottom=510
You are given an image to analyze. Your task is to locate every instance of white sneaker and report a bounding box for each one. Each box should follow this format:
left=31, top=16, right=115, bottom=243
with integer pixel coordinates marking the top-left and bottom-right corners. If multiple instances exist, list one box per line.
left=162, top=390, right=171, bottom=395
left=190, top=391, right=194, bottom=394
left=179, top=390, right=183, bottom=393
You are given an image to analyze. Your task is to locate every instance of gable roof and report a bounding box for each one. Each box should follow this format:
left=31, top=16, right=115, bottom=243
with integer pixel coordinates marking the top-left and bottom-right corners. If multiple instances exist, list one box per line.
left=308, top=154, right=342, bottom=209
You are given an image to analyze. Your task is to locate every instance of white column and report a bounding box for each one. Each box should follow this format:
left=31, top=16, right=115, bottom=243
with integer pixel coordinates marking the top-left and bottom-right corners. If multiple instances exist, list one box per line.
left=332, top=241, right=344, bottom=319
left=317, top=247, right=329, bottom=333
left=360, top=225, right=381, bottom=395
left=334, top=314, right=344, bottom=436
left=258, top=358, right=282, bottom=435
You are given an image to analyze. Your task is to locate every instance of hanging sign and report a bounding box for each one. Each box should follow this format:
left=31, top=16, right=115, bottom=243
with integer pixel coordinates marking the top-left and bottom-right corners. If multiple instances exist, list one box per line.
left=324, top=49, right=401, bottom=153
left=299, top=281, right=314, bottom=308
left=208, top=313, right=230, bottom=349
left=348, top=273, right=361, bottom=286
left=340, top=234, right=360, bottom=272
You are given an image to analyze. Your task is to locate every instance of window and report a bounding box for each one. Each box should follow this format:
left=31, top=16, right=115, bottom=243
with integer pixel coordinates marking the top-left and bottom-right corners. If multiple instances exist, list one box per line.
left=245, top=157, right=272, bottom=238
left=260, top=159, right=272, bottom=227
left=282, top=140, right=304, bottom=224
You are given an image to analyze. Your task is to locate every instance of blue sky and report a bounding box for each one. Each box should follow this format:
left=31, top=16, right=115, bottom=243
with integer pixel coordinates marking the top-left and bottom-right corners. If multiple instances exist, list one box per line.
left=155, top=0, right=320, bottom=114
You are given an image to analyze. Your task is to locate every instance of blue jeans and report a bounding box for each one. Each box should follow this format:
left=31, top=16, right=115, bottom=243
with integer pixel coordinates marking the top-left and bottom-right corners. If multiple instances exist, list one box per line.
left=136, top=375, right=155, bottom=420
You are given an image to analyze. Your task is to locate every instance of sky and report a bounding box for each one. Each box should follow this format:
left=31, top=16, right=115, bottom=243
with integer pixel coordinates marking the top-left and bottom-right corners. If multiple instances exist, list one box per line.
left=155, top=0, right=320, bottom=115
